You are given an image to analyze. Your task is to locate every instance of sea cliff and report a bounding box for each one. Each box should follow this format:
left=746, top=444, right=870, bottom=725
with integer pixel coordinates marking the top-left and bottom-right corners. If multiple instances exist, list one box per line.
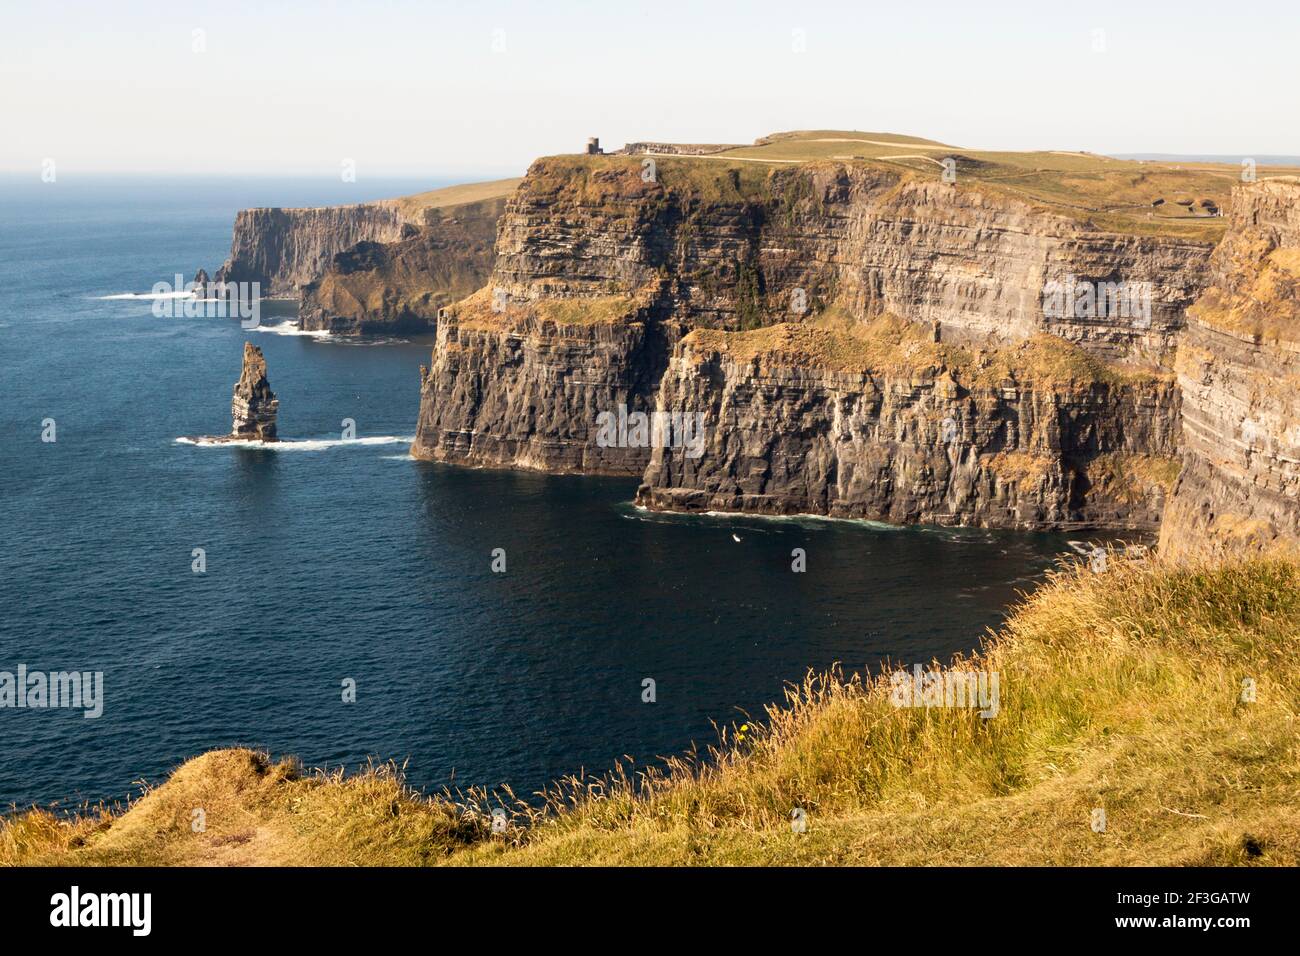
left=298, top=196, right=508, bottom=335
left=1159, top=180, right=1300, bottom=557
left=636, top=321, right=1179, bottom=530
left=412, top=152, right=1210, bottom=530
left=213, top=179, right=519, bottom=332
left=214, top=135, right=1300, bottom=545
left=216, top=203, right=409, bottom=298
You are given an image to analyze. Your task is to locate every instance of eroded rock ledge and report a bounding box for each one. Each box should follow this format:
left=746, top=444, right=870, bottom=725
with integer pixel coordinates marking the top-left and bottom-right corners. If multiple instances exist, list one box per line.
left=1159, top=180, right=1300, bottom=557
left=412, top=156, right=1204, bottom=530
left=298, top=196, right=509, bottom=335
left=635, top=321, right=1179, bottom=530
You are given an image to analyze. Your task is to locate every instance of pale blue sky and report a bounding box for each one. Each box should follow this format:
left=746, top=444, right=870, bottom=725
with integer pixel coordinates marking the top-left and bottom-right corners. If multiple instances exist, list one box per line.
left=3, top=0, right=1296, bottom=177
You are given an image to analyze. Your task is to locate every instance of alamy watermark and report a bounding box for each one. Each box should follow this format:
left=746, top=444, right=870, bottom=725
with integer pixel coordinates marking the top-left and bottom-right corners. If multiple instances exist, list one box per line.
left=1042, top=274, right=1152, bottom=328
left=50, top=886, right=150, bottom=936
left=149, top=273, right=261, bottom=328
left=1, top=665, right=103, bottom=718
left=889, top=663, right=1000, bottom=718
left=595, top=405, right=706, bottom=458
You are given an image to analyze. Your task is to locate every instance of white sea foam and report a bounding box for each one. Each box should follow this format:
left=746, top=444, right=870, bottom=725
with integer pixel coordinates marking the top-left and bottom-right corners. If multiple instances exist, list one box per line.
left=627, top=503, right=904, bottom=531
left=251, top=321, right=331, bottom=338
left=327, top=336, right=416, bottom=347
left=702, top=508, right=905, bottom=531
left=98, top=291, right=195, bottom=301
left=176, top=435, right=412, bottom=451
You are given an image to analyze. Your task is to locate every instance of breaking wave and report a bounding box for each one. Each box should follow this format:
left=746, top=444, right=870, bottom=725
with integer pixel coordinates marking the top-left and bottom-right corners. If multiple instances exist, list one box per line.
left=98, top=291, right=195, bottom=301
left=175, top=435, right=413, bottom=451
left=251, top=321, right=331, bottom=338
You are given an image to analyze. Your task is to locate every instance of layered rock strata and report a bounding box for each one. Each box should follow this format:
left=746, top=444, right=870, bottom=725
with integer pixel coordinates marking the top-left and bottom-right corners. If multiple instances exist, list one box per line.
left=412, top=155, right=1206, bottom=529
left=1159, top=180, right=1300, bottom=557
left=298, top=197, right=507, bottom=335
left=215, top=204, right=409, bottom=298
left=230, top=342, right=279, bottom=441
left=487, top=157, right=1212, bottom=366
left=635, top=322, right=1180, bottom=529
left=411, top=289, right=670, bottom=474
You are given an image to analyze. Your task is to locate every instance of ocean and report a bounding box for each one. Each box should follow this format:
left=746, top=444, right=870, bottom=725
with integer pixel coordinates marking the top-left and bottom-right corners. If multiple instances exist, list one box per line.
left=0, top=174, right=1075, bottom=810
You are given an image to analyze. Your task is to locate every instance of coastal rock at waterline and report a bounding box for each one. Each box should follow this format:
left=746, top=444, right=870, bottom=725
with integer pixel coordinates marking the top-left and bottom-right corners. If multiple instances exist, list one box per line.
left=633, top=322, right=1182, bottom=531
left=230, top=342, right=279, bottom=441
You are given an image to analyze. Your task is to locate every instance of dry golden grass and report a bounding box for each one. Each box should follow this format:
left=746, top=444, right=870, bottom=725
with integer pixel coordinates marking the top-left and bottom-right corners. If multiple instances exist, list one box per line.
left=1086, top=454, right=1183, bottom=503
left=986, top=451, right=1055, bottom=487
left=387, top=178, right=522, bottom=218
left=5, top=553, right=1298, bottom=867
left=534, top=297, right=639, bottom=325
left=444, top=287, right=646, bottom=331
left=1191, top=246, right=1300, bottom=344
left=684, top=314, right=1153, bottom=389
left=706, top=130, right=1296, bottom=240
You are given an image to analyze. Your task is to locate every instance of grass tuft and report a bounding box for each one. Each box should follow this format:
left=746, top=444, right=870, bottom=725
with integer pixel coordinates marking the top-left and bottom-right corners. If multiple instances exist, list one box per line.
left=6, top=555, right=1298, bottom=866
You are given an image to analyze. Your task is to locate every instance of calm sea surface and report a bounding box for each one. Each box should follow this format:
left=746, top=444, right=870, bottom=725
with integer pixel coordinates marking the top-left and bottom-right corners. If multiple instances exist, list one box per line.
left=0, top=175, right=1075, bottom=809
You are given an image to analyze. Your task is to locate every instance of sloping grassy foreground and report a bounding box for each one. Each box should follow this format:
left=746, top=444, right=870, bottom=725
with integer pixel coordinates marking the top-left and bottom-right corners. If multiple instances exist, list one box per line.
left=4, top=556, right=1298, bottom=866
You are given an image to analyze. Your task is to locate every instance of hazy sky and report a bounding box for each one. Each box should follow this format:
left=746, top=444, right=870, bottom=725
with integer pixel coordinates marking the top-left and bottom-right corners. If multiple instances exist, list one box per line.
left=4, top=0, right=1297, bottom=177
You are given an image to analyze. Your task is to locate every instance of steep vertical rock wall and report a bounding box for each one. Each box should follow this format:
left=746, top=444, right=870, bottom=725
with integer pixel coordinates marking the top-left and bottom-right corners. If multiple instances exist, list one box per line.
left=298, top=197, right=507, bottom=334
left=635, top=322, right=1180, bottom=529
left=488, top=157, right=1212, bottom=364
left=216, top=203, right=410, bottom=297
left=412, top=155, right=1213, bottom=530
left=1159, top=180, right=1300, bottom=557
left=410, top=290, right=671, bottom=475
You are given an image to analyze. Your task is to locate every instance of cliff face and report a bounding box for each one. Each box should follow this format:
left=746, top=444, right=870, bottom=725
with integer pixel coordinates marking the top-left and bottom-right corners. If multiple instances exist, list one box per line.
left=1159, top=181, right=1300, bottom=557
left=635, top=322, right=1180, bottom=530
left=214, top=180, right=521, bottom=314
left=298, top=197, right=506, bottom=335
left=489, top=158, right=1212, bottom=365
left=216, top=204, right=410, bottom=298
left=412, top=155, right=1217, bottom=530
left=411, top=289, right=669, bottom=474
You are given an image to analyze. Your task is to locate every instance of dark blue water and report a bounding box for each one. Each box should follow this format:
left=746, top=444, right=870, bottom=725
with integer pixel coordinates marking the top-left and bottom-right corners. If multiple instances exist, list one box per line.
left=0, top=175, right=1073, bottom=810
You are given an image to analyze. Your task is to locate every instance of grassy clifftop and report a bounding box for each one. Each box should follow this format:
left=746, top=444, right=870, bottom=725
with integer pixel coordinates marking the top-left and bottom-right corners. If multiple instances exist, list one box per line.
left=723, top=131, right=1247, bottom=232
left=5, top=554, right=1298, bottom=867
left=683, top=313, right=1159, bottom=387
left=387, top=177, right=523, bottom=220
left=625, top=129, right=1300, bottom=241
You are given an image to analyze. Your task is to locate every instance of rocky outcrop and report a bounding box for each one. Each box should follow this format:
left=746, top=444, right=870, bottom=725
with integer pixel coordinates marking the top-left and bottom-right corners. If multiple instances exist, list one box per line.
left=298, top=197, right=507, bottom=335
left=412, top=155, right=1205, bottom=529
left=215, top=204, right=410, bottom=298
left=192, top=268, right=211, bottom=297
left=634, top=321, right=1180, bottom=530
left=1159, top=180, right=1300, bottom=557
left=230, top=342, right=279, bottom=441
left=488, top=157, right=1212, bottom=366
left=213, top=181, right=520, bottom=314
left=411, top=289, right=670, bottom=474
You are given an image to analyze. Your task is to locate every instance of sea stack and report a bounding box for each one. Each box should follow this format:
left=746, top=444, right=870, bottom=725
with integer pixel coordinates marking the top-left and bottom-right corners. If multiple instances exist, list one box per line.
left=230, top=342, right=279, bottom=441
